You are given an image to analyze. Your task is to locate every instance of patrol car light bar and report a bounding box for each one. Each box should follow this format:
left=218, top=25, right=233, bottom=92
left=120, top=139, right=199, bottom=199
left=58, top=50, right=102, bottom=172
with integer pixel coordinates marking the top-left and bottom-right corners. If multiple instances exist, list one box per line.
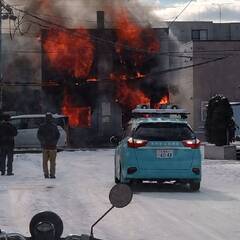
left=132, top=109, right=190, bottom=115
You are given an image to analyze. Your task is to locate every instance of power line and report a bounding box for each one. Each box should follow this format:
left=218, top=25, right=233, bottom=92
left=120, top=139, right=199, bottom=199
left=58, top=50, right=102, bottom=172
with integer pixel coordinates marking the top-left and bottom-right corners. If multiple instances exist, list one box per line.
left=8, top=3, right=165, bottom=56
left=168, top=0, right=194, bottom=27
left=0, top=55, right=231, bottom=88
left=147, top=55, right=229, bottom=77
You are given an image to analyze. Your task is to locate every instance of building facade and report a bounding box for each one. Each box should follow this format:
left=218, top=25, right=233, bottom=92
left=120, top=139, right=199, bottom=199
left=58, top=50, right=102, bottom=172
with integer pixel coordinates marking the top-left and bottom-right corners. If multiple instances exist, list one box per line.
left=2, top=20, right=240, bottom=142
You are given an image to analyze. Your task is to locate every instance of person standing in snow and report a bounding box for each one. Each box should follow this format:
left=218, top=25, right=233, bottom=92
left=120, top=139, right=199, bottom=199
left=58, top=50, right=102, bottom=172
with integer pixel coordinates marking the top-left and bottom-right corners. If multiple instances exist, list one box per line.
left=0, top=114, right=18, bottom=176
left=37, top=113, right=60, bottom=179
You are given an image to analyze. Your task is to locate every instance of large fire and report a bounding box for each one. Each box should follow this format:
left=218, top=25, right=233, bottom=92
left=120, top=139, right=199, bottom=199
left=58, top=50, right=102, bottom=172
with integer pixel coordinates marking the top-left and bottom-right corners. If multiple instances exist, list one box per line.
left=114, top=9, right=160, bottom=68
left=43, top=29, right=94, bottom=78
left=153, top=95, right=170, bottom=109
left=110, top=9, right=162, bottom=110
left=62, top=94, right=91, bottom=127
left=43, top=7, right=168, bottom=127
left=116, top=82, right=149, bottom=110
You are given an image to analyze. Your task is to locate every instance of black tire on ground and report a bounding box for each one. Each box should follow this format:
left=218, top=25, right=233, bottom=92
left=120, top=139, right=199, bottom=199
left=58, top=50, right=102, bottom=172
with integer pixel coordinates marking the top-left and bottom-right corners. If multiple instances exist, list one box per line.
left=189, top=182, right=200, bottom=192
left=29, top=211, right=64, bottom=239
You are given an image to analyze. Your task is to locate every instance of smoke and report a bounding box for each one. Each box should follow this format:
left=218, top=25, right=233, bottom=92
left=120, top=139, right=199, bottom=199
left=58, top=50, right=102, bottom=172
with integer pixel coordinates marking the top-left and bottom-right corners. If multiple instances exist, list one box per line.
left=23, top=0, right=165, bottom=29
left=22, top=0, right=173, bottom=109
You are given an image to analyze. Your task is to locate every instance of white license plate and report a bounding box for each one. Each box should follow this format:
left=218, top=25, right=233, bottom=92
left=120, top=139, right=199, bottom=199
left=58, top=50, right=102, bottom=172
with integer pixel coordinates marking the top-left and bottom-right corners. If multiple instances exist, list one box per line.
left=156, top=149, right=173, bottom=158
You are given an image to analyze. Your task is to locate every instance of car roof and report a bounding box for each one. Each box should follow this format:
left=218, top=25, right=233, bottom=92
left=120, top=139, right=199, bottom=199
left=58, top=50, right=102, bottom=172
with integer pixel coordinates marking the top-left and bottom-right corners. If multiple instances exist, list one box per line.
left=10, top=114, right=67, bottom=119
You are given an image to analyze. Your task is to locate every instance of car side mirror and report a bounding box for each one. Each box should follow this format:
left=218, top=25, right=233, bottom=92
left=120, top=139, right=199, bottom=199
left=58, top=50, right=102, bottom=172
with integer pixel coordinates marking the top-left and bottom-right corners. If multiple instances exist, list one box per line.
left=109, top=184, right=133, bottom=208
left=89, top=184, right=133, bottom=239
left=110, top=136, right=120, bottom=145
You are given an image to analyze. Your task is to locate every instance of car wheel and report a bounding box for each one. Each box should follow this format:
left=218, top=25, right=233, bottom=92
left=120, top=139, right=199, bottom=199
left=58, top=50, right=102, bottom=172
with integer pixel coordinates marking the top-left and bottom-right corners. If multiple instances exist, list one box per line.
left=189, top=182, right=200, bottom=192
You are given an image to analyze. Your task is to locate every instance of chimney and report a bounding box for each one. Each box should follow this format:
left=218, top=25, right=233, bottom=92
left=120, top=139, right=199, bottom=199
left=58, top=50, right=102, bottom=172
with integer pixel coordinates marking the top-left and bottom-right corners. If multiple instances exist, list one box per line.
left=97, top=11, right=105, bottom=29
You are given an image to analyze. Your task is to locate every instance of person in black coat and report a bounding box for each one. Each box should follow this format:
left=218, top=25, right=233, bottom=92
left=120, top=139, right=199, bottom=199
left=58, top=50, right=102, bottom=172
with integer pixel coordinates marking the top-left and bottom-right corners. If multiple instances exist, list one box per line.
left=0, top=114, right=18, bottom=175
left=37, top=113, right=60, bottom=179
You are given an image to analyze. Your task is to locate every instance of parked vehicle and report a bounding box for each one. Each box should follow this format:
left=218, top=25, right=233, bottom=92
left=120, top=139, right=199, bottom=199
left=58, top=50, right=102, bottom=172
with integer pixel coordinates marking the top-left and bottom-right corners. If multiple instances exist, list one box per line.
left=10, top=114, right=68, bottom=149
left=112, top=107, right=202, bottom=191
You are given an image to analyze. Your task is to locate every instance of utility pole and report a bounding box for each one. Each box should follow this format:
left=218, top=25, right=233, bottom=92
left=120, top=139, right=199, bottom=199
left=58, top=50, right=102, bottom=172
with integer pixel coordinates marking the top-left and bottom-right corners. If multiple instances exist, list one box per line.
left=0, top=1, right=17, bottom=110
left=212, top=3, right=231, bottom=24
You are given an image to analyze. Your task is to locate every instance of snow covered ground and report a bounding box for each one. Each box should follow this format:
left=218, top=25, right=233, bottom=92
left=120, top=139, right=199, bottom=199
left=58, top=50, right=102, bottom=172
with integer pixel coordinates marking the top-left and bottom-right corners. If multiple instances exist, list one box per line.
left=0, top=150, right=240, bottom=240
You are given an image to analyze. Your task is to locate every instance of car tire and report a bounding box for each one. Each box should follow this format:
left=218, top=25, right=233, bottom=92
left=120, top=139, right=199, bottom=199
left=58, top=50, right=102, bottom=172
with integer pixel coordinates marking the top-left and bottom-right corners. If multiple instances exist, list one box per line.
left=189, top=182, right=200, bottom=192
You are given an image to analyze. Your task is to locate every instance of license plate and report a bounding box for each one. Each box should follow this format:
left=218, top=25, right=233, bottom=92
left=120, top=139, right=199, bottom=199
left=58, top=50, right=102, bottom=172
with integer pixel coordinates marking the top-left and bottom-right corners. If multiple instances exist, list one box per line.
left=157, top=149, right=173, bottom=158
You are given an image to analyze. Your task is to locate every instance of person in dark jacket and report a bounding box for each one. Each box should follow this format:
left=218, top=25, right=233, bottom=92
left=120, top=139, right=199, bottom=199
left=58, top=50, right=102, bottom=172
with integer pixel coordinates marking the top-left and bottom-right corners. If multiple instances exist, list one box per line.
left=37, top=113, right=60, bottom=179
left=0, top=114, right=18, bottom=176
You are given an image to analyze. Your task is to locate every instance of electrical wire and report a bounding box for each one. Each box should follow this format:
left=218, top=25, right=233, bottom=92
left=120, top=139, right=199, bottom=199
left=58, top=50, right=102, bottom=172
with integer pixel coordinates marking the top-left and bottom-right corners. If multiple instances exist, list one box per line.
left=168, top=0, right=194, bottom=27
left=4, top=0, right=235, bottom=60
left=0, top=55, right=231, bottom=87
left=0, top=0, right=237, bottom=79
left=8, top=3, right=165, bottom=55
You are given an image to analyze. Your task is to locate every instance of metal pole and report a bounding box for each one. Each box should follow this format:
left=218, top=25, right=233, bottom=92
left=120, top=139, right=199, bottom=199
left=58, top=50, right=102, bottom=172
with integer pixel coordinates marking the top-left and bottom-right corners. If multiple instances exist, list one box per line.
left=90, top=206, right=114, bottom=238
left=219, top=5, right=222, bottom=24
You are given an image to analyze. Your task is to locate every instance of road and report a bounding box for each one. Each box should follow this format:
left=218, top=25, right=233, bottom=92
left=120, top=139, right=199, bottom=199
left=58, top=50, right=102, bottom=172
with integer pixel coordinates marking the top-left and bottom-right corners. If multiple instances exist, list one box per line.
left=0, top=150, right=239, bottom=240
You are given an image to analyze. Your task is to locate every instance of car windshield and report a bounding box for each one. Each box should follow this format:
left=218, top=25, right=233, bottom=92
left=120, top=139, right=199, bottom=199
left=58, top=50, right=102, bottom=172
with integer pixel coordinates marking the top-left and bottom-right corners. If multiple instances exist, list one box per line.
left=134, top=122, right=195, bottom=141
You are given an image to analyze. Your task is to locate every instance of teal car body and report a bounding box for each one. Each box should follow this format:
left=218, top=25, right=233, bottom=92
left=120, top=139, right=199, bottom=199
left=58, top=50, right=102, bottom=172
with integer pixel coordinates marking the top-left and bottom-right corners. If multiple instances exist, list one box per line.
left=114, top=115, right=202, bottom=191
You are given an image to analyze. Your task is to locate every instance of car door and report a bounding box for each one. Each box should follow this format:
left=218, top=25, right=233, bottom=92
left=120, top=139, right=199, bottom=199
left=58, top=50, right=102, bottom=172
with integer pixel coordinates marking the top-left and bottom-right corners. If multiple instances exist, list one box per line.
left=27, top=117, right=45, bottom=147
left=11, top=118, right=33, bottom=148
left=53, top=117, right=68, bottom=147
left=116, top=124, right=135, bottom=175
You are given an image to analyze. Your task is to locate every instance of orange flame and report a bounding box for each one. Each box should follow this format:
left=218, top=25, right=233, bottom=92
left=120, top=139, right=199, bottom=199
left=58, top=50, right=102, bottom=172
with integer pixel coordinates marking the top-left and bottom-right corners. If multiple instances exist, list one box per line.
left=116, top=82, right=150, bottom=110
left=86, top=78, right=97, bottom=82
left=62, top=94, right=91, bottom=127
left=113, top=9, right=160, bottom=67
left=44, top=29, right=94, bottom=79
left=153, top=95, right=170, bottom=109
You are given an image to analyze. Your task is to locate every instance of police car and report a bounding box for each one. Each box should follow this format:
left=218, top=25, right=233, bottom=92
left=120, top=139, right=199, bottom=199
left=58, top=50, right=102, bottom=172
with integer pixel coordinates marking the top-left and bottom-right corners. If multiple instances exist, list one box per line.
left=113, top=105, right=202, bottom=191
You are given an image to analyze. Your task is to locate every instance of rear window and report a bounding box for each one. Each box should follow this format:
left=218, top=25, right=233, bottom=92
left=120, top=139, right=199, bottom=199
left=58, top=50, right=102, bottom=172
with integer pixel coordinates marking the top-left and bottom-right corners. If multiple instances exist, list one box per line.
left=134, top=122, right=195, bottom=141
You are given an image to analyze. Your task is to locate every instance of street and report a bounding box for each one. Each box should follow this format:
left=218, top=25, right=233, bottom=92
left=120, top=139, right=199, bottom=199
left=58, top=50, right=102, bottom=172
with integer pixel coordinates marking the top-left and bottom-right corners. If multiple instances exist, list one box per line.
left=0, top=150, right=239, bottom=240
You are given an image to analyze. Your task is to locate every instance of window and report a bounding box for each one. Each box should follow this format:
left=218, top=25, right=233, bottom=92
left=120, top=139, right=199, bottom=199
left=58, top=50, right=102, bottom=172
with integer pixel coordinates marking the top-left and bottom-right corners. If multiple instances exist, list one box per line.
left=192, top=29, right=208, bottom=40
left=134, top=123, right=195, bottom=141
left=54, top=117, right=68, bottom=129
left=28, top=118, right=44, bottom=129
left=10, top=119, right=22, bottom=130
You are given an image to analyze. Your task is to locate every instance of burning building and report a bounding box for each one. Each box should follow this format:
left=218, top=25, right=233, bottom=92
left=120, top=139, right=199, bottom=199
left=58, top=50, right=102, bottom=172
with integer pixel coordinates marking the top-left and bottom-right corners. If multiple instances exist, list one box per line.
left=41, top=10, right=170, bottom=146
